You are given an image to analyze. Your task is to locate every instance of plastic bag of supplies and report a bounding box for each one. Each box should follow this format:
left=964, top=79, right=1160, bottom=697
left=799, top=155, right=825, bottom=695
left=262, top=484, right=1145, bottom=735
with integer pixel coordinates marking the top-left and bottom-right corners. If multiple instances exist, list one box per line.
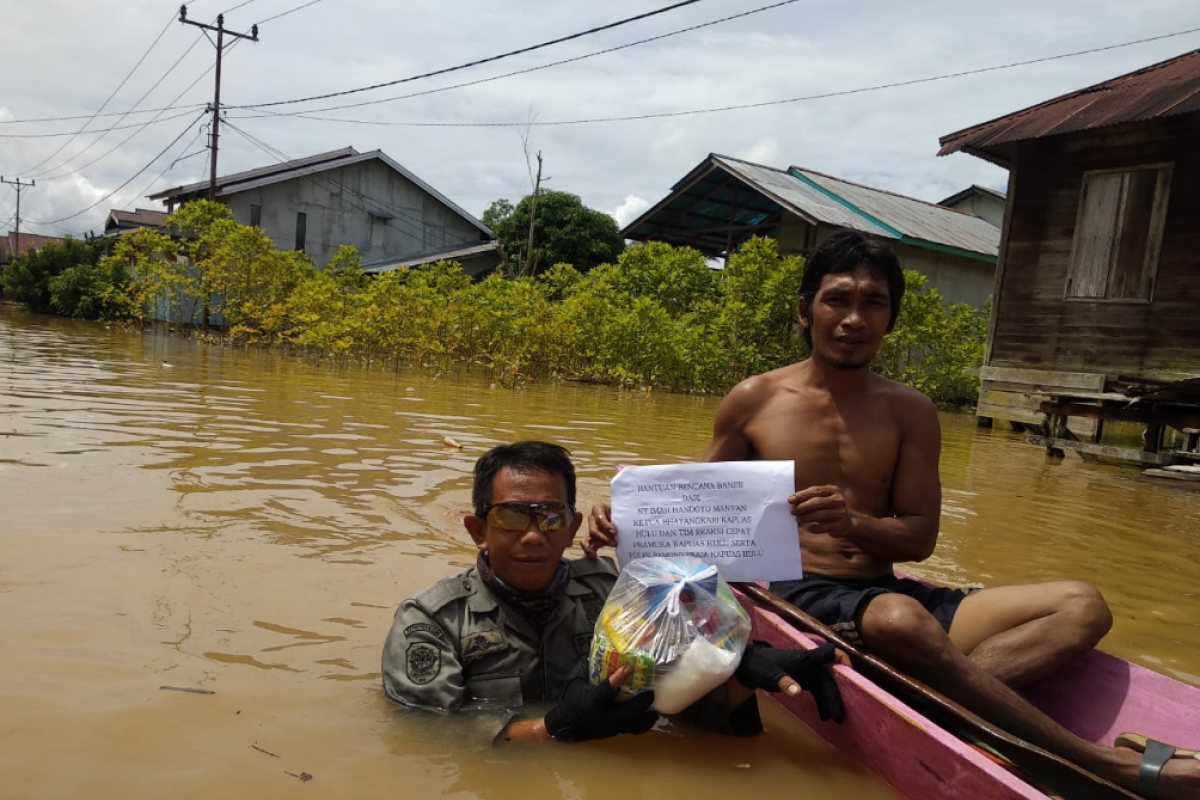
left=588, top=556, right=751, bottom=714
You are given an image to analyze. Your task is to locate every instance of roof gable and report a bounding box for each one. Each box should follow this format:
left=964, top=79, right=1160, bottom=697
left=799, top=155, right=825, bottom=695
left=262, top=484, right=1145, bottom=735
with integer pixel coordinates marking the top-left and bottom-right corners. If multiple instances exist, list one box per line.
left=147, top=147, right=490, bottom=237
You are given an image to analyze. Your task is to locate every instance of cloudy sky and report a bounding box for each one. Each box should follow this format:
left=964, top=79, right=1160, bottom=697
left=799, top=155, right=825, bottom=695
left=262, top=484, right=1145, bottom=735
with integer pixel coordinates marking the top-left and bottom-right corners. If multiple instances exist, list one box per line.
left=2, top=0, right=1198, bottom=239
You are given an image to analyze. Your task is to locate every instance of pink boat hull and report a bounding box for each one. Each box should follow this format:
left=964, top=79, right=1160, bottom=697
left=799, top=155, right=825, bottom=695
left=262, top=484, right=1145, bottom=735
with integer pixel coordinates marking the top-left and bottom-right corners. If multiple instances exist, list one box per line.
left=740, top=594, right=1200, bottom=800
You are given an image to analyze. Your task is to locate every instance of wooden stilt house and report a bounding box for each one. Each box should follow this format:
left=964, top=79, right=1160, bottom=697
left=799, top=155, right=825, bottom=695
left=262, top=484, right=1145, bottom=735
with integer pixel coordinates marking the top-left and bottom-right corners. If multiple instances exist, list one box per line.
left=939, top=49, right=1200, bottom=468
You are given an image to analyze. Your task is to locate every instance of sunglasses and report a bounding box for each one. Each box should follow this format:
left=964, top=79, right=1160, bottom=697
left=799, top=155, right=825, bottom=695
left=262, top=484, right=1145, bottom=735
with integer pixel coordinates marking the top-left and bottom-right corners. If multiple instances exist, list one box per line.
left=482, top=502, right=573, bottom=532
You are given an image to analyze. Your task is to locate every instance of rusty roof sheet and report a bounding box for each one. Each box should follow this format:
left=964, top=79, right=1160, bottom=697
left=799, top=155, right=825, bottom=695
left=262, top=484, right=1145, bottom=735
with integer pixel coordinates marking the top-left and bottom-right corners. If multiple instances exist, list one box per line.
left=109, top=208, right=168, bottom=227
left=940, top=48, right=1200, bottom=161
left=792, top=167, right=1001, bottom=257
left=712, top=157, right=874, bottom=232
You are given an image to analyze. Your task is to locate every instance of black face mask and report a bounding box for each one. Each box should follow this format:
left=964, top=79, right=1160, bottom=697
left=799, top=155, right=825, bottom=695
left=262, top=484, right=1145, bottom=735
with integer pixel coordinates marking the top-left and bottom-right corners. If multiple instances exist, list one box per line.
left=476, top=551, right=570, bottom=629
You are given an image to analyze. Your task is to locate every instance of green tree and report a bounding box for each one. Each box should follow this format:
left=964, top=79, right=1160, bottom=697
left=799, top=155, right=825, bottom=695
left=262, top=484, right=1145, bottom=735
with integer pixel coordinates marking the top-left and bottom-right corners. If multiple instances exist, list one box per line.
left=480, top=198, right=513, bottom=232
left=492, top=190, right=623, bottom=276
left=1, top=238, right=108, bottom=314
left=166, top=200, right=237, bottom=328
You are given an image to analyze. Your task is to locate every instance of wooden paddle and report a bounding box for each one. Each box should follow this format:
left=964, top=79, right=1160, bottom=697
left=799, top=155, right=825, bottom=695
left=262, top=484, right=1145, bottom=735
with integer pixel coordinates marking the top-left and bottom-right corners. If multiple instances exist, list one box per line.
left=733, top=583, right=1141, bottom=800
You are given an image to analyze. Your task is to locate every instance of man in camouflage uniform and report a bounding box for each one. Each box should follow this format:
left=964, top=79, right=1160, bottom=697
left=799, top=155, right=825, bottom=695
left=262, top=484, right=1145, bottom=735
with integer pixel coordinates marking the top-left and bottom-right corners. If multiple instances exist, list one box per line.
left=382, top=441, right=844, bottom=744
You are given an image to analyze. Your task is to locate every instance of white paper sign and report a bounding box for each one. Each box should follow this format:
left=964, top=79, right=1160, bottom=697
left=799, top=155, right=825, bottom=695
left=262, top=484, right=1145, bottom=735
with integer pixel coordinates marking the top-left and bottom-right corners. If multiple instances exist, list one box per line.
left=611, top=461, right=802, bottom=582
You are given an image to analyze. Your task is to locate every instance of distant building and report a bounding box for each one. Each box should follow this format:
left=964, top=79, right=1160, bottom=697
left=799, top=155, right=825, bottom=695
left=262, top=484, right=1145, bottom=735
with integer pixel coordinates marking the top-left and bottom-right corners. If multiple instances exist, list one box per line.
left=148, top=147, right=492, bottom=270
left=623, top=153, right=1000, bottom=307
left=103, top=208, right=168, bottom=236
left=940, top=48, right=1200, bottom=463
left=0, top=231, right=66, bottom=270
left=939, top=185, right=1007, bottom=228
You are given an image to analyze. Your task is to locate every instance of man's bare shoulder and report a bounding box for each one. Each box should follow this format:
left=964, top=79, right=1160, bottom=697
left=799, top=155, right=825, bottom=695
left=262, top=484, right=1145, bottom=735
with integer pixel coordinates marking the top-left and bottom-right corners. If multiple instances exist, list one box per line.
left=722, top=363, right=805, bottom=407
left=866, top=372, right=939, bottom=425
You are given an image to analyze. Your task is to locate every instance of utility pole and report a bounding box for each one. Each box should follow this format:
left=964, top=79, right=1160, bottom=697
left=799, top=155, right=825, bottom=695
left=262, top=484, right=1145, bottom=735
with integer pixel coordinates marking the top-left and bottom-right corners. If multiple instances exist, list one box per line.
left=178, top=5, right=258, bottom=201
left=0, top=176, right=36, bottom=248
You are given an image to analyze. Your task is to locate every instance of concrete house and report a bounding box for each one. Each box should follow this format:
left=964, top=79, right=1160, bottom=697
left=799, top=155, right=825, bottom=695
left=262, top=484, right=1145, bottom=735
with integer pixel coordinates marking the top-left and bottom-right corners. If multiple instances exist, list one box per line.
left=623, top=153, right=1000, bottom=308
left=939, top=48, right=1200, bottom=468
left=939, top=185, right=1007, bottom=228
left=148, top=147, right=492, bottom=270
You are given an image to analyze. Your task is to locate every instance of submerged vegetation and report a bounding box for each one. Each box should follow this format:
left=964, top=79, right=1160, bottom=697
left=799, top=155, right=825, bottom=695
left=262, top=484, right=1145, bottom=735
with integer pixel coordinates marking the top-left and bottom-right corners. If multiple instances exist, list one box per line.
left=1, top=200, right=987, bottom=406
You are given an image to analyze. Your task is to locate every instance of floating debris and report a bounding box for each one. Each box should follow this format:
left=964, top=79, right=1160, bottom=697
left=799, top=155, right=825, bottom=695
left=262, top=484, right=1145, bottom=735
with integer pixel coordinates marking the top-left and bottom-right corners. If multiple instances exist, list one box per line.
left=252, top=743, right=281, bottom=758
left=285, top=771, right=313, bottom=782
left=159, top=685, right=214, bottom=695
left=443, top=436, right=463, bottom=450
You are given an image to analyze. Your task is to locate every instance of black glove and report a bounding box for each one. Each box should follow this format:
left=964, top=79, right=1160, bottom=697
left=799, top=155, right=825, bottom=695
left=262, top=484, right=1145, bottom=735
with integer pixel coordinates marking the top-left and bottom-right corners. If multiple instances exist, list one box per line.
left=544, top=676, right=658, bottom=742
left=735, top=641, right=846, bottom=724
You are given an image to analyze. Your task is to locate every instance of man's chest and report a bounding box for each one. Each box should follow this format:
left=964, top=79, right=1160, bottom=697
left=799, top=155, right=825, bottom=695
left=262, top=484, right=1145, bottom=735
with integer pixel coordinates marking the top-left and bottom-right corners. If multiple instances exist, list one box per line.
left=745, top=395, right=902, bottom=486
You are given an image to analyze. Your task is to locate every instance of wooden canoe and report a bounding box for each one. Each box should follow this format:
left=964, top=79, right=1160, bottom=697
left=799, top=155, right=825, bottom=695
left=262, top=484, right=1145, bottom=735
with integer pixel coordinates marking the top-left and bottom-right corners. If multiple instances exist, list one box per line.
left=735, top=584, right=1200, bottom=800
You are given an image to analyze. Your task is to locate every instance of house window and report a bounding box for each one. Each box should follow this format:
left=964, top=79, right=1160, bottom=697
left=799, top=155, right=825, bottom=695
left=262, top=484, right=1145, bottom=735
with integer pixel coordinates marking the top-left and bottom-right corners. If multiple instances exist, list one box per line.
left=1065, top=164, right=1172, bottom=302
left=295, top=212, right=307, bottom=252
left=370, top=214, right=387, bottom=248
left=250, top=204, right=261, bottom=227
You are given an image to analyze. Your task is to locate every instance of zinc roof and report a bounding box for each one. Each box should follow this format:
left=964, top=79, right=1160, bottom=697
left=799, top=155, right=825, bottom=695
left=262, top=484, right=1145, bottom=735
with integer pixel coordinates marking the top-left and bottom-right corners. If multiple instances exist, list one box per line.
left=622, top=153, right=999, bottom=260
left=939, top=48, right=1200, bottom=162
left=794, top=168, right=1000, bottom=257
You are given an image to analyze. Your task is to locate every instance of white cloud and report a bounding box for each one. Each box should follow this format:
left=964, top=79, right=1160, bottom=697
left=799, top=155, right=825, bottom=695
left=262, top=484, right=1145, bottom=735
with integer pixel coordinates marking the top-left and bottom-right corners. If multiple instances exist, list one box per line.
left=2, top=0, right=1198, bottom=236
left=735, top=137, right=783, bottom=167
left=611, top=194, right=650, bottom=228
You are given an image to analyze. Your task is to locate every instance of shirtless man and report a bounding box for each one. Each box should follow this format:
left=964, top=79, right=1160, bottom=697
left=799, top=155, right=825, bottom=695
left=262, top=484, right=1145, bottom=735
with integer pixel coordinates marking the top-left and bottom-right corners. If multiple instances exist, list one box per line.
left=586, top=230, right=1200, bottom=799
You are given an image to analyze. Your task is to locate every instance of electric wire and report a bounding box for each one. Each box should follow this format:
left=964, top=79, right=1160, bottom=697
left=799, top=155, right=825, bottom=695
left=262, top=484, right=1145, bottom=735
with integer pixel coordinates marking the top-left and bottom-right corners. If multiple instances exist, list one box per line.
left=233, top=25, right=1200, bottom=128
left=229, top=0, right=706, bottom=110
left=222, top=120, right=441, bottom=246
left=222, top=0, right=261, bottom=14
left=16, top=11, right=179, bottom=174
left=254, top=0, right=326, bottom=26
left=0, top=2, right=311, bottom=126
left=240, top=0, right=801, bottom=118
left=32, top=33, right=208, bottom=178
left=223, top=121, right=437, bottom=244
left=28, top=112, right=208, bottom=226
left=126, top=123, right=210, bottom=210
left=0, top=110, right=201, bottom=139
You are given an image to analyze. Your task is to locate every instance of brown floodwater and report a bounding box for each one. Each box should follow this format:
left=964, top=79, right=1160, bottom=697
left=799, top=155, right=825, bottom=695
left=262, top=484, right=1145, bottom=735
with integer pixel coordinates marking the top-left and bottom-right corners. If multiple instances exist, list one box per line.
left=2, top=305, right=1198, bottom=800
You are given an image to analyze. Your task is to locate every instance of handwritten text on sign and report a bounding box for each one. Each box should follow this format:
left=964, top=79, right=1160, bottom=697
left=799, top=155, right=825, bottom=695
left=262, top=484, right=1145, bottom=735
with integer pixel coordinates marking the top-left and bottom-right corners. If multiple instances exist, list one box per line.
left=612, top=461, right=802, bottom=582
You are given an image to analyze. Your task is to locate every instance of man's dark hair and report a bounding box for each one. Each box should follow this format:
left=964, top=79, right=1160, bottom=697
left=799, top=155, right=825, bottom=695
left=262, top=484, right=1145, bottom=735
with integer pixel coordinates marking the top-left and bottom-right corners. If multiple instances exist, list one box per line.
left=472, top=441, right=577, bottom=516
left=798, top=230, right=904, bottom=347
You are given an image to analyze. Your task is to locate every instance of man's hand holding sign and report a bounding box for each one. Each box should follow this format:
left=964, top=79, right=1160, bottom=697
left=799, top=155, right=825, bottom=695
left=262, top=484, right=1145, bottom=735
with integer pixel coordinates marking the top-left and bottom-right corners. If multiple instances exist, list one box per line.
left=594, top=460, right=848, bottom=720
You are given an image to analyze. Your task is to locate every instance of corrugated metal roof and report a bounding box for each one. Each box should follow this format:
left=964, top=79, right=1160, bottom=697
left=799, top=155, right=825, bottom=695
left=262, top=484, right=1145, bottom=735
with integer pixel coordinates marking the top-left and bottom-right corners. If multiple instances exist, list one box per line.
left=939, top=48, right=1200, bottom=161
left=714, top=157, right=877, bottom=233
left=794, top=168, right=1001, bottom=257
left=147, top=146, right=491, bottom=238
left=109, top=208, right=168, bottom=227
left=621, top=153, right=999, bottom=260
left=149, top=147, right=358, bottom=201
left=362, top=242, right=499, bottom=273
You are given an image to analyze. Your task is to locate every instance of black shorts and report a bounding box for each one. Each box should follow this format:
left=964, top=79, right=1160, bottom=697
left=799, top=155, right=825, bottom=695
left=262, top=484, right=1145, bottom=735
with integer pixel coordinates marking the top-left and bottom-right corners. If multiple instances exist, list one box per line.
left=768, top=574, right=973, bottom=648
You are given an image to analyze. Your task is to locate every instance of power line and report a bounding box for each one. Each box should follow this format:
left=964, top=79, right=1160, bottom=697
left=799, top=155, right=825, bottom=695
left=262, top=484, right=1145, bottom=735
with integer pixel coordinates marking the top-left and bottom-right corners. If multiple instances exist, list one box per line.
left=222, top=120, right=438, bottom=245
left=0, top=109, right=201, bottom=139
left=242, top=0, right=801, bottom=119
left=255, top=0, right=327, bottom=26
left=222, top=0, right=261, bottom=14
left=127, top=122, right=210, bottom=208
left=16, top=11, right=179, bottom=175
left=33, top=34, right=210, bottom=179
left=0, top=2, right=315, bottom=125
left=28, top=112, right=208, bottom=226
left=229, top=0, right=706, bottom=110
left=233, top=25, right=1200, bottom=128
